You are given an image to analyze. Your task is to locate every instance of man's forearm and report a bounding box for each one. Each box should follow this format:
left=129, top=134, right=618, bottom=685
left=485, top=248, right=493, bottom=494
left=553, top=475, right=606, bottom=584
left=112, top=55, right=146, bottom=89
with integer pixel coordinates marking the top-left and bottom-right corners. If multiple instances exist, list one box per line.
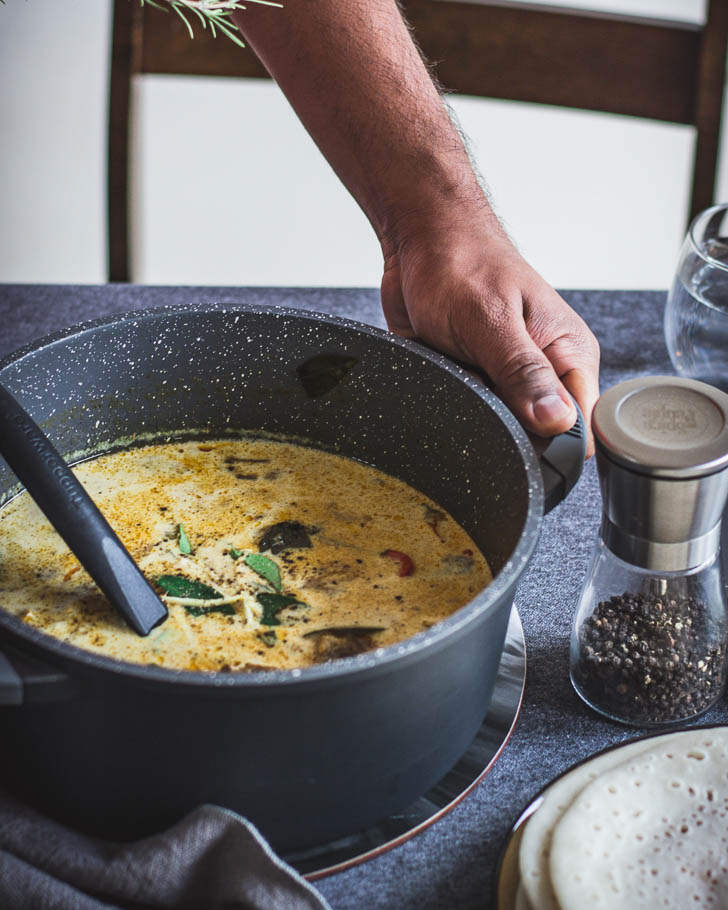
left=232, top=0, right=496, bottom=255
left=232, top=0, right=601, bottom=446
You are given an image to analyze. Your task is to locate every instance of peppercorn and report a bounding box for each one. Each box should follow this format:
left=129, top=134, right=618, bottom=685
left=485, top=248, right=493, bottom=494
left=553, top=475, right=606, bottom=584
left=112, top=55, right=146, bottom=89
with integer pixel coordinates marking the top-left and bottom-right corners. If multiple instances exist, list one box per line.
left=573, top=591, right=726, bottom=724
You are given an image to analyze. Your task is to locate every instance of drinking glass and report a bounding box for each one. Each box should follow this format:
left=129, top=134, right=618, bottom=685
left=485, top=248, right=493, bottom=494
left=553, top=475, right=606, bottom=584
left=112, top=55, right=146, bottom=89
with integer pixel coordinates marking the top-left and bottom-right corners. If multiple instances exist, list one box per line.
left=664, top=203, right=728, bottom=392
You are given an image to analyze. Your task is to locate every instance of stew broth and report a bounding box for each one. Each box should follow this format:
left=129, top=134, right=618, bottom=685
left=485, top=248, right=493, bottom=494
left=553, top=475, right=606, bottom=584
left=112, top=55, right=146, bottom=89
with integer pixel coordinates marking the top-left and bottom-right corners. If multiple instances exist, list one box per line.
left=0, top=438, right=491, bottom=671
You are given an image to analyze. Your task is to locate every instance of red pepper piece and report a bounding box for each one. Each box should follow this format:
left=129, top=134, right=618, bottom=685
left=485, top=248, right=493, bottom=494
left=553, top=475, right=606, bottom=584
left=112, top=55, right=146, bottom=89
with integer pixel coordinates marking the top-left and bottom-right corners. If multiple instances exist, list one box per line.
left=381, top=549, right=414, bottom=577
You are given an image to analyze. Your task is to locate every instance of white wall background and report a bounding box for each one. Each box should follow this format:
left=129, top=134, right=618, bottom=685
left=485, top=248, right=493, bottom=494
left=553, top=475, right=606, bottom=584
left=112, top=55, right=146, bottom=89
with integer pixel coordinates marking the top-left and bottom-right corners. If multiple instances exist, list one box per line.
left=1, top=0, right=726, bottom=289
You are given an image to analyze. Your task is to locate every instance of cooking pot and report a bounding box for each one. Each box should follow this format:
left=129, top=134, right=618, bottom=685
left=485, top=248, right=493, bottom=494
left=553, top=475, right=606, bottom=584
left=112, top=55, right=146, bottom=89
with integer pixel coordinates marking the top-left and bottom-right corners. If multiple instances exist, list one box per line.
left=0, top=303, right=584, bottom=851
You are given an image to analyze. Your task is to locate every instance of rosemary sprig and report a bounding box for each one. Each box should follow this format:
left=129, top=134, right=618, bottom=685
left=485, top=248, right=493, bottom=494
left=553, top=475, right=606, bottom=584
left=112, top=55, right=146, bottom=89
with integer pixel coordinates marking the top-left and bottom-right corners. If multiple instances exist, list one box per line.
left=140, top=0, right=283, bottom=48
left=0, top=0, right=282, bottom=45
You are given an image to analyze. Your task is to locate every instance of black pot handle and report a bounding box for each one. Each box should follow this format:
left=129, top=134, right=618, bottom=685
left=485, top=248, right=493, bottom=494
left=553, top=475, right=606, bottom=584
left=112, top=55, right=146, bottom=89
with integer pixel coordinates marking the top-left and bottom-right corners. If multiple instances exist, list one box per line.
left=530, top=398, right=587, bottom=513
left=0, top=644, right=72, bottom=706
left=459, top=358, right=586, bottom=514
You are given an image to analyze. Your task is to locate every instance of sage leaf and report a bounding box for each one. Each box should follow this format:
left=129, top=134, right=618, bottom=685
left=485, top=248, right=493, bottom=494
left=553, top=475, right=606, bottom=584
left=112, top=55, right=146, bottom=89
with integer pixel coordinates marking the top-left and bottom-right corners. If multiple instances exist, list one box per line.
left=244, top=553, right=282, bottom=591
left=156, top=575, right=222, bottom=601
left=178, top=524, right=192, bottom=555
left=184, top=603, right=236, bottom=618
left=229, top=548, right=244, bottom=560
left=256, top=592, right=307, bottom=626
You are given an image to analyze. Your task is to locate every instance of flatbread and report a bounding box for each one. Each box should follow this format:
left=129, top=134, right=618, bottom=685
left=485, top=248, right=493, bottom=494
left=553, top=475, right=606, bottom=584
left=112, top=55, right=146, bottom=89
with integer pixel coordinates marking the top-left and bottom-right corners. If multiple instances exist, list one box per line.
left=514, top=880, right=532, bottom=910
left=518, top=734, right=678, bottom=910
left=549, top=728, right=728, bottom=910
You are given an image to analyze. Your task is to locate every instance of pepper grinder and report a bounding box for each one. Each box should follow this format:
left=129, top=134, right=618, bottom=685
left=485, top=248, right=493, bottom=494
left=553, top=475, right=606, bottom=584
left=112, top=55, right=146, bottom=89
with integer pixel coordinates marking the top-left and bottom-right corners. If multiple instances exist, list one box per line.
left=570, top=376, right=728, bottom=726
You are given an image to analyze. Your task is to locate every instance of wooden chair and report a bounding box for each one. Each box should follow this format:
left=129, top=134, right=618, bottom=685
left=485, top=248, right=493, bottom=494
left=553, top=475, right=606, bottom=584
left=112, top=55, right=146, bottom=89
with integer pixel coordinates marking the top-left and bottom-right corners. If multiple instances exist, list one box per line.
left=108, top=0, right=728, bottom=282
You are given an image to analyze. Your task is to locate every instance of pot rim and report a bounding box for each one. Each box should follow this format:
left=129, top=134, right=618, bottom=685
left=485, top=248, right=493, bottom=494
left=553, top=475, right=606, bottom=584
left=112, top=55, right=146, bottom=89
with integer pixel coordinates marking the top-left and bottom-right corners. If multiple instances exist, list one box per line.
left=0, top=301, right=544, bottom=689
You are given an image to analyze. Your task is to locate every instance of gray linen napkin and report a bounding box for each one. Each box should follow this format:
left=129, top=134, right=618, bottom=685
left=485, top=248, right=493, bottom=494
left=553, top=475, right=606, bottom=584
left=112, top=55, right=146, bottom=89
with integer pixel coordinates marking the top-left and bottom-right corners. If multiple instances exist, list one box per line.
left=0, top=793, right=332, bottom=910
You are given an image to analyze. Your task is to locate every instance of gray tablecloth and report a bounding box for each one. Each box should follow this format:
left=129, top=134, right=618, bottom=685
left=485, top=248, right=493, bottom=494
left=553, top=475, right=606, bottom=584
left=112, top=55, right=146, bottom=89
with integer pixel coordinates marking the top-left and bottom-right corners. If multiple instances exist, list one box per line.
left=2, top=284, right=726, bottom=910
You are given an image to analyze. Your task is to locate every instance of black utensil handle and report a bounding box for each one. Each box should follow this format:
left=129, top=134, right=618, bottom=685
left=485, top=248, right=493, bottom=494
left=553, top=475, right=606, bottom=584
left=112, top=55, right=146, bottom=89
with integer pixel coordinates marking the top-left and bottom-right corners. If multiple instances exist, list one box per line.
left=537, top=398, right=586, bottom=513
left=0, top=384, right=167, bottom=636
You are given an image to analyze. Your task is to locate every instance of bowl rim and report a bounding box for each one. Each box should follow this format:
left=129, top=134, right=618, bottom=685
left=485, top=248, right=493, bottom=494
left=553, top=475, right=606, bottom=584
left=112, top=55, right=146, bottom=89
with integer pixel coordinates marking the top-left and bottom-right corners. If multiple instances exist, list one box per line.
left=0, top=302, right=545, bottom=691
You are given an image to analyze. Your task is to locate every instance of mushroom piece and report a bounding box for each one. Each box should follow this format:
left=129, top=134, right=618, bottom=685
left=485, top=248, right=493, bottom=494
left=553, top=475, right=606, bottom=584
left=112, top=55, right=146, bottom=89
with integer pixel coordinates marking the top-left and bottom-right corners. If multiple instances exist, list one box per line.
left=440, top=553, right=474, bottom=575
left=303, top=626, right=385, bottom=662
left=258, top=520, right=317, bottom=554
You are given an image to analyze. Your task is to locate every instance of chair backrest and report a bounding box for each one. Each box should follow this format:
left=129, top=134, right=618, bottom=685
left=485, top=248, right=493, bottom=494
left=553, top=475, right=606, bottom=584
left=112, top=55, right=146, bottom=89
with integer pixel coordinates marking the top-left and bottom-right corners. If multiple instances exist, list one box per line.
left=108, top=1, right=271, bottom=284
left=108, top=0, right=728, bottom=282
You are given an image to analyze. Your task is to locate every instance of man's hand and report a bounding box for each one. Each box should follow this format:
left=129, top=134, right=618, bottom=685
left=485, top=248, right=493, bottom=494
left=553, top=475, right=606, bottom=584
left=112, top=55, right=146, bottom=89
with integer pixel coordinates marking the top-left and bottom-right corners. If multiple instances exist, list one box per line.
left=231, top=0, right=601, bottom=451
left=381, top=220, right=600, bottom=453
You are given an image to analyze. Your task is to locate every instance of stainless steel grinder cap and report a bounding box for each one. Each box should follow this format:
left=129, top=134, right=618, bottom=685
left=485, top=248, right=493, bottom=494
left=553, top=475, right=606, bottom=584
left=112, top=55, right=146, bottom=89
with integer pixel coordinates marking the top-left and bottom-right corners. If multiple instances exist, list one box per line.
left=593, top=376, right=728, bottom=572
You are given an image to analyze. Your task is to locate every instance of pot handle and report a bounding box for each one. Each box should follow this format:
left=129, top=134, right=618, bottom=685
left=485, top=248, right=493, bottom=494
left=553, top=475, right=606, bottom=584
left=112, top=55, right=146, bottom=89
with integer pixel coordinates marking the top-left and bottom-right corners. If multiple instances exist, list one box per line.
left=0, top=644, right=72, bottom=706
left=531, top=397, right=587, bottom=513
left=461, top=358, right=586, bottom=513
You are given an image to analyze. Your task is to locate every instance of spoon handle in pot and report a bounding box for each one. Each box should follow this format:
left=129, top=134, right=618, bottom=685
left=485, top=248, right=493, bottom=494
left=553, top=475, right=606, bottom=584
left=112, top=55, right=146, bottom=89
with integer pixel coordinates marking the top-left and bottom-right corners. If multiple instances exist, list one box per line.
left=0, top=383, right=167, bottom=636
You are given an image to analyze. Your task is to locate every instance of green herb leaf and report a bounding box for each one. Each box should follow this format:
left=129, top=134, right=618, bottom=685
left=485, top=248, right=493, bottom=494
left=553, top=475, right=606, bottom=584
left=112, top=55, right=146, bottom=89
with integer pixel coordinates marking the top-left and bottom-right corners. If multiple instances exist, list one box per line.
left=244, top=553, right=282, bottom=591
left=229, top=548, right=244, bottom=560
left=260, top=630, right=278, bottom=647
left=256, top=592, right=307, bottom=626
left=178, top=523, right=192, bottom=555
left=184, top=603, right=236, bottom=618
left=156, top=575, right=222, bottom=600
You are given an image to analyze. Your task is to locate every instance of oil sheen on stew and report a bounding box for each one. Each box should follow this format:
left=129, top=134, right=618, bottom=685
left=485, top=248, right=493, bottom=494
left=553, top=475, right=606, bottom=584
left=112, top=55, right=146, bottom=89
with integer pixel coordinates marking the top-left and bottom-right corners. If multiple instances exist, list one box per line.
left=0, top=438, right=491, bottom=671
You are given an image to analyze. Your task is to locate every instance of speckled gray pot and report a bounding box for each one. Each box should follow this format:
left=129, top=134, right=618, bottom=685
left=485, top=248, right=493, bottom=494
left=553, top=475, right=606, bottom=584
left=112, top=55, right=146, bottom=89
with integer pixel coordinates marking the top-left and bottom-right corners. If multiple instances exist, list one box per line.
left=0, top=304, right=578, bottom=850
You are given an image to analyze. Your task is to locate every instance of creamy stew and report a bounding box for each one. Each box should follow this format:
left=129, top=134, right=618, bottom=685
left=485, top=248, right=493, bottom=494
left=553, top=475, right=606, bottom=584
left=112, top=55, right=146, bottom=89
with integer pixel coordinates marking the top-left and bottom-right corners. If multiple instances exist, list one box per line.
left=0, top=438, right=491, bottom=671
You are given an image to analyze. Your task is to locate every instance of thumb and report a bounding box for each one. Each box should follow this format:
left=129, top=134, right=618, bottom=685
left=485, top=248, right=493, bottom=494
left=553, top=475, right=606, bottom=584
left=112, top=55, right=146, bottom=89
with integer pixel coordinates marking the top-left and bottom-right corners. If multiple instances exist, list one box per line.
left=477, top=322, right=576, bottom=437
